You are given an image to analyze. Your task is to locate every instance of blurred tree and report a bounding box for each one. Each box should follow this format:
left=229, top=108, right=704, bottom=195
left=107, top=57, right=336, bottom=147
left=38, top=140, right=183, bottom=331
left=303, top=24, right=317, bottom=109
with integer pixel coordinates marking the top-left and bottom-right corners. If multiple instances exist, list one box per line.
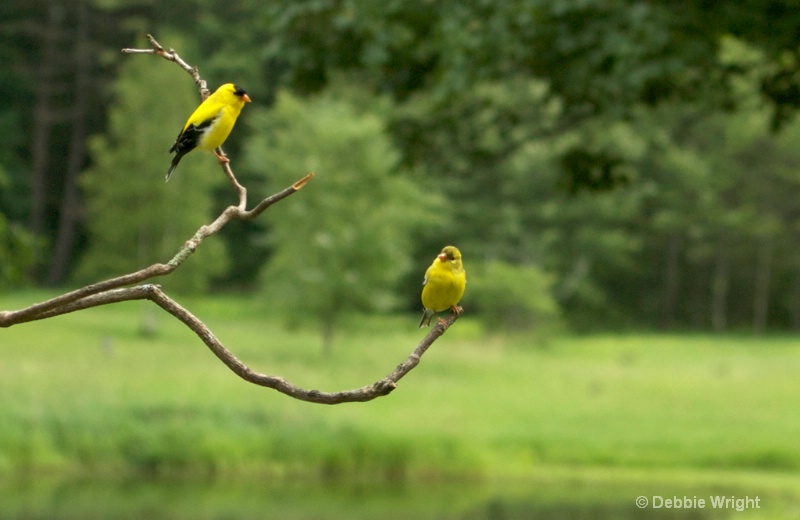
left=244, top=87, right=440, bottom=352
left=46, top=0, right=92, bottom=286
left=466, top=260, right=561, bottom=336
left=390, top=78, right=562, bottom=262
left=0, top=213, right=35, bottom=289
left=76, top=45, right=228, bottom=294
left=257, top=0, right=728, bottom=193
left=625, top=57, right=800, bottom=332
left=633, top=103, right=718, bottom=329
left=0, top=0, right=149, bottom=284
left=0, top=167, right=36, bottom=289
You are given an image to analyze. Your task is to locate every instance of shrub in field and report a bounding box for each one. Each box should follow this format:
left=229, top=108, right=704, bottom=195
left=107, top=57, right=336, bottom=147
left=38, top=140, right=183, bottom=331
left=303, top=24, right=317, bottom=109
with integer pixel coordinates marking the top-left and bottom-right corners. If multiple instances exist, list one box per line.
left=466, top=260, right=561, bottom=336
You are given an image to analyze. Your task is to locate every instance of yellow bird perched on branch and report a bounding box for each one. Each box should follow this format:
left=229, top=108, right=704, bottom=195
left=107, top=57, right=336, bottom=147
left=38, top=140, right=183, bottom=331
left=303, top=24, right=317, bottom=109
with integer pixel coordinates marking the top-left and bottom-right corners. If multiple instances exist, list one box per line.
left=419, top=245, right=466, bottom=328
left=166, top=83, right=251, bottom=181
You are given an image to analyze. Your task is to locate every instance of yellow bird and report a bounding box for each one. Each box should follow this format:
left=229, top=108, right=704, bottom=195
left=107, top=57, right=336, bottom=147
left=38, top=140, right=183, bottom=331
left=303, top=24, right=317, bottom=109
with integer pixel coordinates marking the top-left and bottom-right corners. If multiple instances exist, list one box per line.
left=419, top=245, right=467, bottom=328
left=166, top=83, right=251, bottom=181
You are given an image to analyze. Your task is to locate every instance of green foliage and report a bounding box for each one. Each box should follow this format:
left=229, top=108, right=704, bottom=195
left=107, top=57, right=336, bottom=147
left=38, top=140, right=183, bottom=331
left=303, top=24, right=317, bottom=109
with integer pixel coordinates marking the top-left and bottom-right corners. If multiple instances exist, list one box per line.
left=260, top=0, right=718, bottom=113
left=244, top=88, right=440, bottom=347
left=391, top=78, right=561, bottom=255
left=0, top=233, right=32, bottom=292
left=76, top=47, right=227, bottom=293
left=0, top=214, right=37, bottom=289
left=627, top=72, right=800, bottom=329
left=0, top=169, right=36, bottom=289
left=466, top=261, right=560, bottom=336
left=257, top=0, right=722, bottom=196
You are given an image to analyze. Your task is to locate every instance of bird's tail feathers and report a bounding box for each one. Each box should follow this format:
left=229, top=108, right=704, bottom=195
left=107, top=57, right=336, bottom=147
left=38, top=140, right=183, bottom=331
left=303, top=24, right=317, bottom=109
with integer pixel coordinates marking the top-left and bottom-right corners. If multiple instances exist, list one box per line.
left=419, top=310, right=433, bottom=328
left=166, top=152, right=186, bottom=182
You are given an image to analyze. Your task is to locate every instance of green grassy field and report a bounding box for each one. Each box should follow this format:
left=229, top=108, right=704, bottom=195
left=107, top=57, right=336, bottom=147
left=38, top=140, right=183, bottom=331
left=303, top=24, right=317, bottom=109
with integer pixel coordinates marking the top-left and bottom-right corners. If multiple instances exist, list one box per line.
left=1, top=290, right=799, bottom=497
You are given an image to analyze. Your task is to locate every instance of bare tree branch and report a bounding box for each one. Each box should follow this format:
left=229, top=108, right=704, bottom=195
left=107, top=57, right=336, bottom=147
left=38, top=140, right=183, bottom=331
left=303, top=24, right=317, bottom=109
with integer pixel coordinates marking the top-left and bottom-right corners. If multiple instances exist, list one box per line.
left=122, top=34, right=207, bottom=96
left=0, top=173, right=312, bottom=327
left=0, top=35, right=460, bottom=404
left=149, top=286, right=460, bottom=404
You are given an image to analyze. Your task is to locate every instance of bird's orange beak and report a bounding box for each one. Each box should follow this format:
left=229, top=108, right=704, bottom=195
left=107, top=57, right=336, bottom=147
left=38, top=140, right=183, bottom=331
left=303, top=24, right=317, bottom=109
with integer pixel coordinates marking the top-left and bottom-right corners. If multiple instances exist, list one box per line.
left=243, top=94, right=252, bottom=103
left=438, top=253, right=447, bottom=262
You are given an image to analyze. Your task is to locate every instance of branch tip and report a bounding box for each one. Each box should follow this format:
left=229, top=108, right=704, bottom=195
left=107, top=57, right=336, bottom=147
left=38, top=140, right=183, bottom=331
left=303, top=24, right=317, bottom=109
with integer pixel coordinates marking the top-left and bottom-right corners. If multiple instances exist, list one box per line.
left=147, top=34, right=161, bottom=49
left=293, top=172, right=315, bottom=190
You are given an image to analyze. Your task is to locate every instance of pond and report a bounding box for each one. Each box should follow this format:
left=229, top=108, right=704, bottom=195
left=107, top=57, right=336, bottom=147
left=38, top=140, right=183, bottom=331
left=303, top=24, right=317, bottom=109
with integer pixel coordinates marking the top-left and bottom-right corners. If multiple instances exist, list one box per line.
left=0, top=470, right=788, bottom=519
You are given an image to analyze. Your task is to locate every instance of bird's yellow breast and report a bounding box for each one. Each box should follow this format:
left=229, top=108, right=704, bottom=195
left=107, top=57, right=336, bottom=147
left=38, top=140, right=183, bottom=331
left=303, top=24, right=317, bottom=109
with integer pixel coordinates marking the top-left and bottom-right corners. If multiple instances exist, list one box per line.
left=421, top=263, right=466, bottom=312
left=195, top=103, right=243, bottom=151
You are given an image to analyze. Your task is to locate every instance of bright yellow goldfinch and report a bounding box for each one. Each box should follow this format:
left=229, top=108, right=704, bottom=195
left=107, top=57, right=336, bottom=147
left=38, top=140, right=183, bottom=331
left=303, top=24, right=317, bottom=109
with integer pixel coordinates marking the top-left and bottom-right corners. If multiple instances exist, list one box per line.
left=419, top=245, right=467, bottom=328
left=166, top=83, right=251, bottom=181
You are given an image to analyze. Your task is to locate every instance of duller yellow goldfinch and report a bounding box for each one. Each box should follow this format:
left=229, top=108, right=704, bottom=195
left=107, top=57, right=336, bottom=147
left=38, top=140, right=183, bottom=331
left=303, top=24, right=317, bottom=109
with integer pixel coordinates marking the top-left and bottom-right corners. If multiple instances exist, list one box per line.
left=419, top=245, right=467, bottom=328
left=166, top=83, right=251, bottom=181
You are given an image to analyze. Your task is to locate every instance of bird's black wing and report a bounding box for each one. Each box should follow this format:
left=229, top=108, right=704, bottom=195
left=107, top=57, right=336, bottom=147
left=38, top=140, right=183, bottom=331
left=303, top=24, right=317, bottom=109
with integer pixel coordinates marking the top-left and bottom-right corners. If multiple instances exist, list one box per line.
left=165, top=116, right=219, bottom=181
left=169, top=116, right=216, bottom=155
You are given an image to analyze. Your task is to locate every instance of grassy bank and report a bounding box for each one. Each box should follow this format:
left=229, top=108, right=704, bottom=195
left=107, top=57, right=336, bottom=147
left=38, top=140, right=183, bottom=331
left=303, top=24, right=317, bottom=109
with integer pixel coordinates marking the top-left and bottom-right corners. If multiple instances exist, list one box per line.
left=1, top=291, right=799, bottom=487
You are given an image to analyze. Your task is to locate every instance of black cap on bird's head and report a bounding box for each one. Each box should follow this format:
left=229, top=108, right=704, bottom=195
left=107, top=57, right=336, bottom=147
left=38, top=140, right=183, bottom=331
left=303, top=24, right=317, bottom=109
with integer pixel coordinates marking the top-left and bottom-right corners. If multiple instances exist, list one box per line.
left=233, top=84, right=252, bottom=103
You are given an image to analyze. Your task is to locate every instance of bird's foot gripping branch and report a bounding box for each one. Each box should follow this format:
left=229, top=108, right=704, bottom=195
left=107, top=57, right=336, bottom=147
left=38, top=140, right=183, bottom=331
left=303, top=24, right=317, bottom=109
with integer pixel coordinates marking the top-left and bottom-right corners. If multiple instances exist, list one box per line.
left=0, top=34, right=460, bottom=404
